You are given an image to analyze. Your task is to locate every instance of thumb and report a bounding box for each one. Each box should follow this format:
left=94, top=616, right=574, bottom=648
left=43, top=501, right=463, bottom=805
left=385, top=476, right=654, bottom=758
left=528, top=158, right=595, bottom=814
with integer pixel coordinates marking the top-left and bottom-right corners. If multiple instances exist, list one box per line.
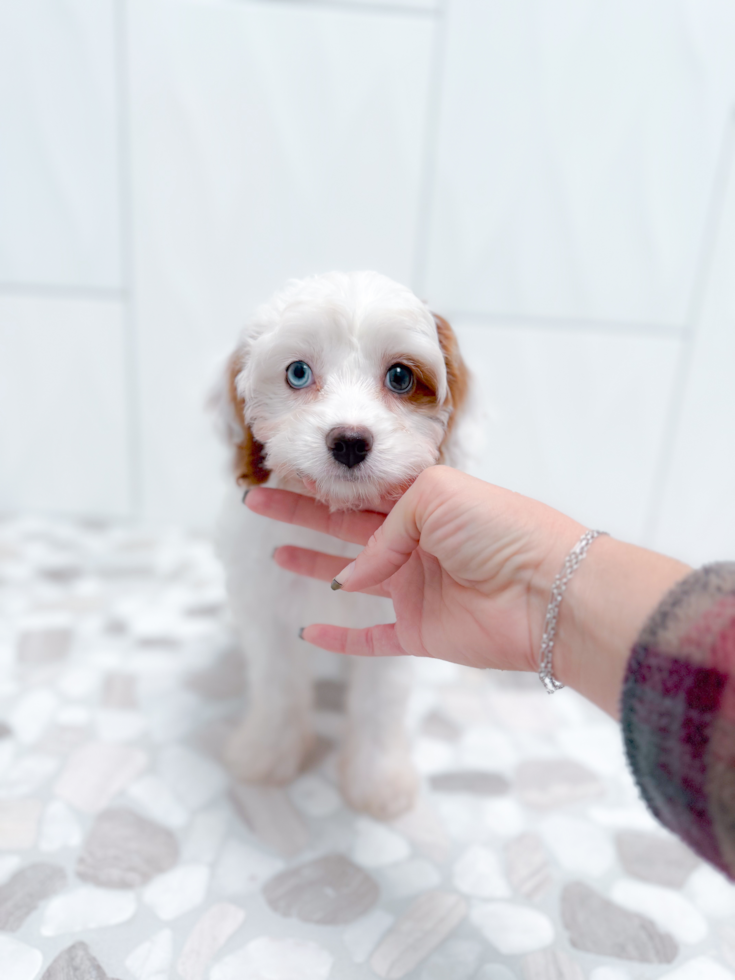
left=331, top=486, right=422, bottom=593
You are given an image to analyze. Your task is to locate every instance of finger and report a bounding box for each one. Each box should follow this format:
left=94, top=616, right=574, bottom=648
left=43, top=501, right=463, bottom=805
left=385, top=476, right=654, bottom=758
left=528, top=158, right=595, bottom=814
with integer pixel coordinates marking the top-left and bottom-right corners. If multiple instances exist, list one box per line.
left=332, top=478, right=426, bottom=592
left=274, top=546, right=391, bottom=598
left=245, top=488, right=384, bottom=545
left=300, top=623, right=407, bottom=657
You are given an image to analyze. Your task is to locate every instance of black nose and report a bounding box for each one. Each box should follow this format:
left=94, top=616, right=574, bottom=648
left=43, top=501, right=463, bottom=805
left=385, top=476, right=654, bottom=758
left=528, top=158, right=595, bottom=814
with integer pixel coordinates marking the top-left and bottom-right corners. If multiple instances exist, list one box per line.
left=327, top=427, right=373, bottom=469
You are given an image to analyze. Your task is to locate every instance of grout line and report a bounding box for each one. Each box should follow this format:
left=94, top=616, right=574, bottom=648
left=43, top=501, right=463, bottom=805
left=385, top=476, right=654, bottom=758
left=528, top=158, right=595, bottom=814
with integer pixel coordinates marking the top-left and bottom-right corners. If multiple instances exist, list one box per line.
left=235, top=0, right=439, bottom=18
left=410, top=0, right=448, bottom=295
left=442, top=309, right=686, bottom=340
left=0, top=282, right=126, bottom=301
left=641, top=108, right=735, bottom=547
left=115, top=0, right=143, bottom=522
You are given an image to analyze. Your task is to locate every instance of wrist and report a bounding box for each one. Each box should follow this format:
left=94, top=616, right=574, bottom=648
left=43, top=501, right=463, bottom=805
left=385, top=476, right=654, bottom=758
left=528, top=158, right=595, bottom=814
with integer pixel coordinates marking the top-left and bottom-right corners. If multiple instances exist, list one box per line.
left=550, top=536, right=691, bottom=718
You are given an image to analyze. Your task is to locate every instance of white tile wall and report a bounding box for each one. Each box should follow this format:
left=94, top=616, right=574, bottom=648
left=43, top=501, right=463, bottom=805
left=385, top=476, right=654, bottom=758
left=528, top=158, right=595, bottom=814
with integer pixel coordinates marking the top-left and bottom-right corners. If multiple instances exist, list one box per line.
left=421, top=0, right=735, bottom=326
left=0, top=0, right=733, bottom=563
left=0, top=0, right=122, bottom=289
left=650, top=120, right=735, bottom=567
left=0, top=294, right=130, bottom=517
left=127, top=0, right=435, bottom=526
left=453, top=322, right=681, bottom=545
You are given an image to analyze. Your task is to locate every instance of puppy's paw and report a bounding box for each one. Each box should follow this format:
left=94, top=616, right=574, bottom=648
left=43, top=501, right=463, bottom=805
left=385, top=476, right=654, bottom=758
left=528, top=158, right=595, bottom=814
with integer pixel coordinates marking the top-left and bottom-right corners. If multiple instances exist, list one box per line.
left=339, top=743, right=420, bottom=820
left=224, top=716, right=313, bottom=785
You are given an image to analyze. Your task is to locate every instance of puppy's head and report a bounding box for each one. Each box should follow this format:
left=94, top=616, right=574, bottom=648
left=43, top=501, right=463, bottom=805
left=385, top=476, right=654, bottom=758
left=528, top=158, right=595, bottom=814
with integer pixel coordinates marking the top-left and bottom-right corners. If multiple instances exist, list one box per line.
left=220, top=271, right=469, bottom=509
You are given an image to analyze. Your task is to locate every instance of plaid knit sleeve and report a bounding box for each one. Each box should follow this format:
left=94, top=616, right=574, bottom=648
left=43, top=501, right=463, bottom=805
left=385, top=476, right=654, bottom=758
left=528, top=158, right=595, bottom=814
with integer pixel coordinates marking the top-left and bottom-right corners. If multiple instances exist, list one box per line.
left=621, top=562, right=735, bottom=878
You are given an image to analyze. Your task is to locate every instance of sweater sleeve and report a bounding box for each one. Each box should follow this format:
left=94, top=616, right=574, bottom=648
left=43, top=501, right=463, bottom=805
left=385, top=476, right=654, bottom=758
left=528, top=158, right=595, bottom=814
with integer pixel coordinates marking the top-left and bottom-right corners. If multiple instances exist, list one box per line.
left=621, top=562, right=735, bottom=878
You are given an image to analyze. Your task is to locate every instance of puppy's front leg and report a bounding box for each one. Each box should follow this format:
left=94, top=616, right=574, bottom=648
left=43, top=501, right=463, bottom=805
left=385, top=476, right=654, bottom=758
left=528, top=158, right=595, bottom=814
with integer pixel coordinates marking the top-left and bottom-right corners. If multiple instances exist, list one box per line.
left=340, top=657, right=419, bottom=820
left=224, top=614, right=314, bottom=786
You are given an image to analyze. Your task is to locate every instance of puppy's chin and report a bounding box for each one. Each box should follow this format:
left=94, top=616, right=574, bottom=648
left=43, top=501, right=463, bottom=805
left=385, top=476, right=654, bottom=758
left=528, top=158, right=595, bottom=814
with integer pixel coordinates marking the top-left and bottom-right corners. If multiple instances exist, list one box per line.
left=278, top=468, right=419, bottom=512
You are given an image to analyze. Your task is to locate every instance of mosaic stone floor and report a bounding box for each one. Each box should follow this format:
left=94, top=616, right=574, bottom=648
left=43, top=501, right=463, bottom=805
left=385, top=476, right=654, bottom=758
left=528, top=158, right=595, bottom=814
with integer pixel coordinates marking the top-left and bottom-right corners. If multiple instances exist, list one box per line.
left=1, top=516, right=735, bottom=980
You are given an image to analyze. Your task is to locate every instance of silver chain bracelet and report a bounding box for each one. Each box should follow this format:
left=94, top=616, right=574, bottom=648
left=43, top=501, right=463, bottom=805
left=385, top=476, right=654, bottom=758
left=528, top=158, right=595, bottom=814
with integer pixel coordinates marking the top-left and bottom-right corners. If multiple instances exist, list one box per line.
left=539, top=529, right=608, bottom=694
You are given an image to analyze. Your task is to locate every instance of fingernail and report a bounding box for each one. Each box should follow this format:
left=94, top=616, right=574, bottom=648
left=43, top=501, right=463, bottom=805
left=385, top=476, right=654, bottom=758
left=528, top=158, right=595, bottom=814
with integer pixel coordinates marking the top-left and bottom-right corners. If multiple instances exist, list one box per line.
left=242, top=489, right=251, bottom=504
left=271, top=546, right=278, bottom=560
left=298, top=627, right=305, bottom=640
left=331, top=560, right=355, bottom=591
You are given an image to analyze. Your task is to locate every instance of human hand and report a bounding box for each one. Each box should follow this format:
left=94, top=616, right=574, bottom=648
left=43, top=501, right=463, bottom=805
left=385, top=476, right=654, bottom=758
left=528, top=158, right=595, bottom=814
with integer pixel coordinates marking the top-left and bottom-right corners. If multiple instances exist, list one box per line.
left=246, top=466, right=691, bottom=718
left=245, top=466, right=585, bottom=674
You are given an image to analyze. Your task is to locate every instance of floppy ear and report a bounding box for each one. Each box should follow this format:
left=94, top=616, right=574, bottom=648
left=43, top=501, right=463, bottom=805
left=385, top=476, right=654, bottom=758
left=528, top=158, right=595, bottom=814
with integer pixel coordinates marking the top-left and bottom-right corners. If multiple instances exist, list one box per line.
left=433, top=313, right=470, bottom=461
left=222, top=351, right=271, bottom=487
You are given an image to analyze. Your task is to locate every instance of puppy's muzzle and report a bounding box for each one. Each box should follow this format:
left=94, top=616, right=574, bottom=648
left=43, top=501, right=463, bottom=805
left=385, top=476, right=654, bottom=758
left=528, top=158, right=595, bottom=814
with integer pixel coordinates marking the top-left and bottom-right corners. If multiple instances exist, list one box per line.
left=326, top=427, right=373, bottom=469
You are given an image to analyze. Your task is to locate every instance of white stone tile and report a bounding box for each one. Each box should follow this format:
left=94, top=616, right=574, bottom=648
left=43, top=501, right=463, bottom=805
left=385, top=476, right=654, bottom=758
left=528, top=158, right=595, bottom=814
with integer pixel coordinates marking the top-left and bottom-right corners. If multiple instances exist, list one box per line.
left=126, top=928, right=173, bottom=980
left=0, top=295, right=130, bottom=517
left=555, top=723, right=627, bottom=777
left=157, top=745, right=225, bottom=811
left=453, top=322, right=680, bottom=543
left=540, top=814, right=615, bottom=877
left=38, top=799, right=82, bottom=852
left=0, top=0, right=121, bottom=287
left=211, top=936, right=333, bottom=980
left=351, top=817, right=412, bottom=867
left=0, top=855, right=22, bottom=885
left=381, top=858, right=442, bottom=899
left=470, top=901, right=554, bottom=955
left=586, top=805, right=659, bottom=832
left=457, top=725, right=518, bottom=774
left=127, top=0, right=434, bottom=524
left=688, top=864, right=735, bottom=919
left=0, top=753, right=59, bottom=798
left=452, top=844, right=510, bottom=899
left=8, top=688, right=58, bottom=745
left=390, top=798, right=450, bottom=864
left=0, top=798, right=43, bottom=849
left=289, top=773, right=342, bottom=818
left=177, top=902, right=246, bottom=980
left=611, top=878, right=708, bottom=945
left=480, top=798, right=527, bottom=839
left=94, top=709, right=148, bottom=743
left=57, top=666, right=100, bottom=701
left=142, top=863, right=210, bottom=921
left=127, top=774, right=189, bottom=829
left=434, top=796, right=485, bottom=843
left=0, top=740, right=15, bottom=783
left=659, top=957, right=735, bottom=980
left=41, top=885, right=137, bottom=935
left=55, top=705, right=91, bottom=728
left=413, top=737, right=456, bottom=774
left=54, top=741, right=148, bottom=813
left=651, top=121, right=735, bottom=564
left=590, top=969, right=632, bottom=980
left=146, top=690, right=204, bottom=743
left=0, top=934, right=43, bottom=980
left=423, top=0, right=735, bottom=326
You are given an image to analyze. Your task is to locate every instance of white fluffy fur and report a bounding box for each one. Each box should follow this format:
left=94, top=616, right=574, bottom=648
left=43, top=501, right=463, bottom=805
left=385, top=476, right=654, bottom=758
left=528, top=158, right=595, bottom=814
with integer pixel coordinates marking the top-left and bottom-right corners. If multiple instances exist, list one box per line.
left=214, top=271, right=473, bottom=819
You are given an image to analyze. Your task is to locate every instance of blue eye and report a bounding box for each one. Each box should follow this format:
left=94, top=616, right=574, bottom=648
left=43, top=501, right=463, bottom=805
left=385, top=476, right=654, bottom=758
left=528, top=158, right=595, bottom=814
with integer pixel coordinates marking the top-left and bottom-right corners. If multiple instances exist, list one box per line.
left=286, top=361, right=313, bottom=389
left=385, top=363, right=414, bottom=394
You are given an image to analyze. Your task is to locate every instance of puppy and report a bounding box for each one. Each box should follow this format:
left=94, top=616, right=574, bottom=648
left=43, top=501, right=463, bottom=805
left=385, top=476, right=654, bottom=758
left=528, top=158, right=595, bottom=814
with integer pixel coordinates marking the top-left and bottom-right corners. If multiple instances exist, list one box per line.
left=214, top=271, right=471, bottom=820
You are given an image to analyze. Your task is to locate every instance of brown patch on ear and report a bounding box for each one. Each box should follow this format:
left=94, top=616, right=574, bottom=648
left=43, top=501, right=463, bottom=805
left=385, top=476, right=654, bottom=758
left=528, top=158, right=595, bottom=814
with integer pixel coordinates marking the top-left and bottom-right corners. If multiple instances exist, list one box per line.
left=433, top=314, right=469, bottom=455
left=226, top=352, right=270, bottom=486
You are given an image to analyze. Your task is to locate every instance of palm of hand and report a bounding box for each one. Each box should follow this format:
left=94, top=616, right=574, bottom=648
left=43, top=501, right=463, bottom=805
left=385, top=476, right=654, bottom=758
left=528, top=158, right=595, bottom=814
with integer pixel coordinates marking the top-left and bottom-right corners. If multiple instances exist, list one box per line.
left=385, top=539, right=537, bottom=671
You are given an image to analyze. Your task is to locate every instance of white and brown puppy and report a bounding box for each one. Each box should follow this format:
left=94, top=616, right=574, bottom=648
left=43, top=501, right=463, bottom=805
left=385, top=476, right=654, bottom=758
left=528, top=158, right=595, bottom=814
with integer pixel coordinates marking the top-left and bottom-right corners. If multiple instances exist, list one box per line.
left=215, top=270, right=471, bottom=820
